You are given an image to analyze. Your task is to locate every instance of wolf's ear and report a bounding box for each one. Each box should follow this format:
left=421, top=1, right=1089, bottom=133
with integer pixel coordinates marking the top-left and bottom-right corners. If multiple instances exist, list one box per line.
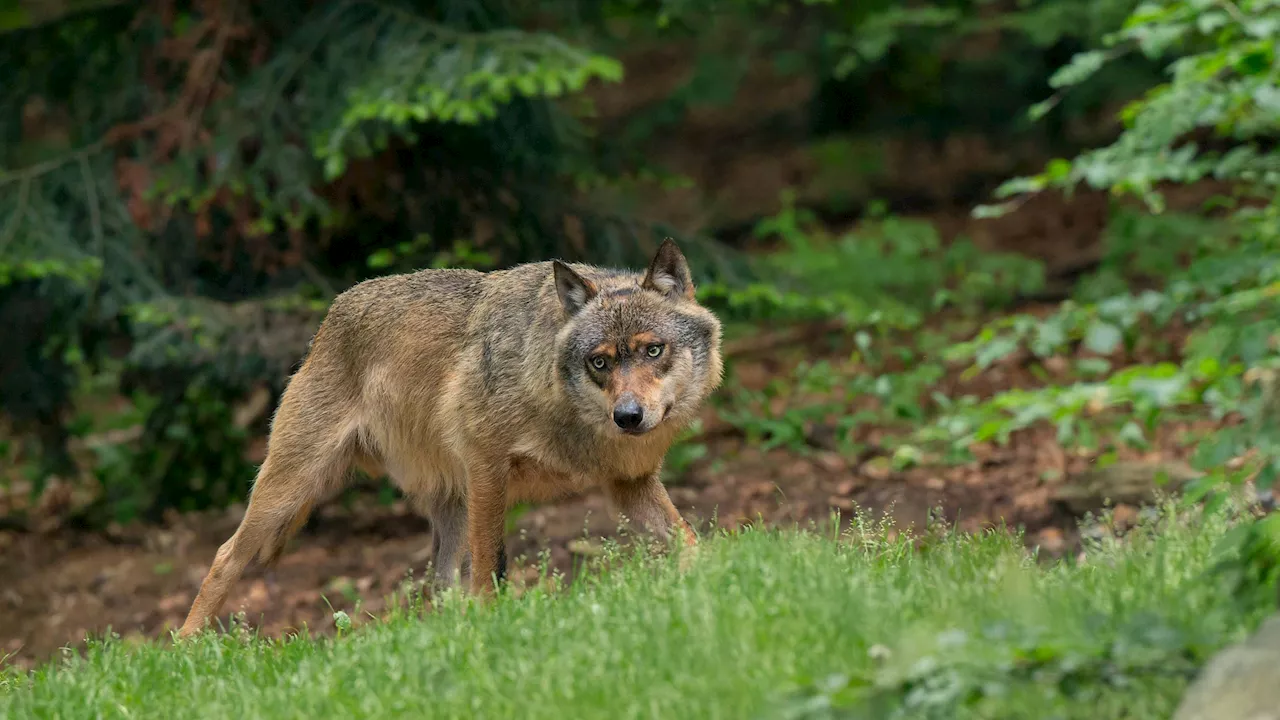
left=642, top=238, right=695, bottom=301
left=553, top=260, right=598, bottom=315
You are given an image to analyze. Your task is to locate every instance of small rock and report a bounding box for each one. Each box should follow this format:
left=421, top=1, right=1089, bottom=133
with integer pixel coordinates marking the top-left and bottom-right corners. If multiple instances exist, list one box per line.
left=1043, top=356, right=1070, bottom=374
left=1173, top=614, right=1280, bottom=720
left=968, top=442, right=996, bottom=462
left=924, top=477, right=946, bottom=490
left=247, top=580, right=270, bottom=604
left=781, top=460, right=815, bottom=477
left=669, top=487, right=697, bottom=503
left=815, top=452, right=848, bottom=473
left=828, top=496, right=854, bottom=512
left=834, top=479, right=859, bottom=496
left=862, top=458, right=893, bottom=481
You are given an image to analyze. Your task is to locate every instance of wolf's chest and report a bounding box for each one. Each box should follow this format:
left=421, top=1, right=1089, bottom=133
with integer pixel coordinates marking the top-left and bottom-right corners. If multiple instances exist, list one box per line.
left=505, top=456, right=597, bottom=504
left=509, top=424, right=677, bottom=488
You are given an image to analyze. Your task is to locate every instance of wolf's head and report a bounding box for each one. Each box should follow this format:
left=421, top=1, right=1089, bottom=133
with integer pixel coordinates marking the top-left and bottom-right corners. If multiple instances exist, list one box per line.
left=552, top=239, right=723, bottom=437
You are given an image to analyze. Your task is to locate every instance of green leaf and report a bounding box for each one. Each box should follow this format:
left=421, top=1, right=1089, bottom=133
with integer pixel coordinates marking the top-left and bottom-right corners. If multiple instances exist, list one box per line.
left=1076, top=358, right=1112, bottom=376
left=975, top=336, right=1019, bottom=369
left=1131, top=375, right=1186, bottom=407
left=1235, top=48, right=1272, bottom=75
left=1044, top=158, right=1073, bottom=181
left=1195, top=11, right=1228, bottom=35
left=1083, top=321, right=1123, bottom=355
left=1048, top=50, right=1108, bottom=89
left=1257, top=459, right=1280, bottom=492
left=367, top=249, right=396, bottom=270
left=1243, top=17, right=1280, bottom=40
left=1119, top=421, right=1148, bottom=449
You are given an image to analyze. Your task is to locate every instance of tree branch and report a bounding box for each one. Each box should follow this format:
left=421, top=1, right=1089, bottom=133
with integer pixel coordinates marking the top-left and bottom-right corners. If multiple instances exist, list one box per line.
left=0, top=141, right=107, bottom=187
left=0, top=175, right=31, bottom=255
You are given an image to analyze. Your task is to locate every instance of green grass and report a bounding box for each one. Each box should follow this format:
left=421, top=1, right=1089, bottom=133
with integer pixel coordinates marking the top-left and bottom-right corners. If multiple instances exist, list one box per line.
left=0, top=507, right=1268, bottom=720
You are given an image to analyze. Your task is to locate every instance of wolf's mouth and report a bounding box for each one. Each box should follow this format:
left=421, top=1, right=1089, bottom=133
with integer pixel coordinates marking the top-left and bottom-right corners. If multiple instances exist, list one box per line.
left=616, top=403, right=674, bottom=436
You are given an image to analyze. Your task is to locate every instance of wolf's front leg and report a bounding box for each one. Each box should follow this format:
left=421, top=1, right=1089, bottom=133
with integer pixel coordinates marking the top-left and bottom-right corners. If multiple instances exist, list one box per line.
left=605, top=473, right=697, bottom=549
left=465, top=460, right=510, bottom=596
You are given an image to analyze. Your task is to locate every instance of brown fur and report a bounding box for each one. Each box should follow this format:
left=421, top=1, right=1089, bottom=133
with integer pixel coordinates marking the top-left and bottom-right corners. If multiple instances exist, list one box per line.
left=177, top=239, right=723, bottom=637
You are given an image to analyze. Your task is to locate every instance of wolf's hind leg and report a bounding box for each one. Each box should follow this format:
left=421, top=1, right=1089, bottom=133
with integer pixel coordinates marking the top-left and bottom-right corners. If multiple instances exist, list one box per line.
left=408, top=490, right=469, bottom=589
left=177, top=390, right=356, bottom=638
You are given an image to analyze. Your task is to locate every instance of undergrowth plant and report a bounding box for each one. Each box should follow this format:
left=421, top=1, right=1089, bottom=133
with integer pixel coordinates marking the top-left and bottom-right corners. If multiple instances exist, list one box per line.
left=971, top=0, right=1280, bottom=504
left=683, top=0, right=1280, bottom=608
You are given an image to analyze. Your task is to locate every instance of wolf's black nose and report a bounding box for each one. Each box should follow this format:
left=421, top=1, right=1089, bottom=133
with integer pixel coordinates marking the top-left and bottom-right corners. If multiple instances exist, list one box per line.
left=613, top=398, right=644, bottom=430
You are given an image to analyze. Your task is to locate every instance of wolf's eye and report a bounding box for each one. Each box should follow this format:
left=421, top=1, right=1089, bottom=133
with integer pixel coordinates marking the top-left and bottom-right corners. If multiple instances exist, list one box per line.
left=647, top=344, right=664, bottom=358
left=590, top=356, right=608, bottom=370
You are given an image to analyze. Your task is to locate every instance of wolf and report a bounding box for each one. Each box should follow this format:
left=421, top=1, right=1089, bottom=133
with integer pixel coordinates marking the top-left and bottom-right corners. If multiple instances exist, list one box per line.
left=177, top=239, right=723, bottom=637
